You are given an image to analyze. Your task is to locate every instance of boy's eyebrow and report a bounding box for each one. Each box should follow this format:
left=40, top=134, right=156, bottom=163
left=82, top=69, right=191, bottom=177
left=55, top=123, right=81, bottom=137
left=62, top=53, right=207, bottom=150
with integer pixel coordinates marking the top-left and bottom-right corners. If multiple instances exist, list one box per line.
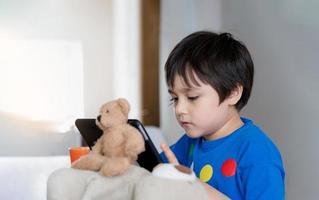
left=168, top=87, right=199, bottom=94
left=168, top=89, right=175, bottom=94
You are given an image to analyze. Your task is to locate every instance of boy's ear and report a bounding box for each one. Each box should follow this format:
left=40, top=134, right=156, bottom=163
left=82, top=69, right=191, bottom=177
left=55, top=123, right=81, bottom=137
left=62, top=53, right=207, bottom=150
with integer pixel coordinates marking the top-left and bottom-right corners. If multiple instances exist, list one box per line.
left=227, top=85, right=243, bottom=106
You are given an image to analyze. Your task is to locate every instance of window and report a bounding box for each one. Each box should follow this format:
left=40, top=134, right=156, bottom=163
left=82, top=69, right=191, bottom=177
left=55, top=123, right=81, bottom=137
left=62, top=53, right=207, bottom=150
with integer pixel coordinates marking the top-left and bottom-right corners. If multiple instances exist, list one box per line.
left=0, top=39, right=84, bottom=132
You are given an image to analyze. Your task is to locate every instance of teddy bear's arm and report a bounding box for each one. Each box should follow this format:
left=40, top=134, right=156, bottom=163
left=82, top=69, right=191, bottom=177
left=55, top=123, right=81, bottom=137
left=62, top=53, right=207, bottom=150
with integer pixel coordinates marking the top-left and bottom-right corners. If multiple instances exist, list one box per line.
left=124, top=125, right=145, bottom=161
left=71, top=153, right=106, bottom=171
left=92, top=138, right=103, bottom=154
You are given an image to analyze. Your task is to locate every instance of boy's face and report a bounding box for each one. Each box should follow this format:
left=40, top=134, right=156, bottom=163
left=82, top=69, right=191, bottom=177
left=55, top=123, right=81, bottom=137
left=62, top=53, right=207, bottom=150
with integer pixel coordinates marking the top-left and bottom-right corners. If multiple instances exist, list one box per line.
left=168, top=74, right=241, bottom=140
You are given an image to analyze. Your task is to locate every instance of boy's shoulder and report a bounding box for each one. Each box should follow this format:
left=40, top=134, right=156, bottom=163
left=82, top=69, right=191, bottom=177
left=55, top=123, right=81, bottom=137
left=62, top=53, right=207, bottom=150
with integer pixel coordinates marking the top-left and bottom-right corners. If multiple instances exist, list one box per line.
left=236, top=118, right=283, bottom=166
left=237, top=117, right=270, bottom=143
left=238, top=118, right=276, bottom=146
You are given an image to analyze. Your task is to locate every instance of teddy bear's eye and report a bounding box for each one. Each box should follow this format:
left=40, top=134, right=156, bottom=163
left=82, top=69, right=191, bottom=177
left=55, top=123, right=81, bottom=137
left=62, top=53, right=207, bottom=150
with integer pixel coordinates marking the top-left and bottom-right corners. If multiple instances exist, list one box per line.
left=106, top=110, right=109, bottom=113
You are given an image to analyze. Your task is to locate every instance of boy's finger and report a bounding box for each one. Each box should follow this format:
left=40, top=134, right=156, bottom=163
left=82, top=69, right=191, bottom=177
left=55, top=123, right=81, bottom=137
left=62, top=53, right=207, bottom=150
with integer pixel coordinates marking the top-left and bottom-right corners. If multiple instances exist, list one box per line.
left=160, top=143, right=179, bottom=164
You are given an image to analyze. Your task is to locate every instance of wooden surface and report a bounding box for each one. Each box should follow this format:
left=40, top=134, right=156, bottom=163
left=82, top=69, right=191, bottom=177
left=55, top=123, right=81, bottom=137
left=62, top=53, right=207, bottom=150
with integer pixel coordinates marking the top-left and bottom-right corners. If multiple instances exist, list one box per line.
left=141, top=0, right=160, bottom=126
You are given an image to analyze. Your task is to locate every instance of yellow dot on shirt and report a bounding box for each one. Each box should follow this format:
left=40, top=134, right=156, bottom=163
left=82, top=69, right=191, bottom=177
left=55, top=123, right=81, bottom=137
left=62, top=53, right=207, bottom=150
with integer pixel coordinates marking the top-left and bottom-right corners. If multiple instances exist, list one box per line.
left=199, top=164, right=213, bottom=182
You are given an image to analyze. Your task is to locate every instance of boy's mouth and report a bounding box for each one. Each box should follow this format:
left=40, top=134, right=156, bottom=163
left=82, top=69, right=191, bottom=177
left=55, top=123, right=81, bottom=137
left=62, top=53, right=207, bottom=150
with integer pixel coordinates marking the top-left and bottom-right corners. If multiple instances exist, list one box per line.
left=180, top=121, right=192, bottom=128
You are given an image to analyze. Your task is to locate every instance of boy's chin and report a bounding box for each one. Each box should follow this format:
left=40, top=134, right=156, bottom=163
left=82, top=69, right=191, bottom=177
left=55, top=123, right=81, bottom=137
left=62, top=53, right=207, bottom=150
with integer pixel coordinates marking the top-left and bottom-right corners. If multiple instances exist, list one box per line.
left=185, top=129, right=202, bottom=138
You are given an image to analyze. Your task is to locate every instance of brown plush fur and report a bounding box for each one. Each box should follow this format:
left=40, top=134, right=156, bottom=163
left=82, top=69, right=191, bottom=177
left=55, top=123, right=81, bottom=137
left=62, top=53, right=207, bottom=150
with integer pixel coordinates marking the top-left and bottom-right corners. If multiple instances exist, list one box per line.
left=72, top=98, right=145, bottom=176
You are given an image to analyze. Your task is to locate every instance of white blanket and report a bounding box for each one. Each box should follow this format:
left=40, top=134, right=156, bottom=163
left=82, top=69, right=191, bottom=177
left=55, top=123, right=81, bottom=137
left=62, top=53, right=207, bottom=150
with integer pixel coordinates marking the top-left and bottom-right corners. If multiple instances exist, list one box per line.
left=47, top=165, right=209, bottom=200
left=47, top=165, right=150, bottom=200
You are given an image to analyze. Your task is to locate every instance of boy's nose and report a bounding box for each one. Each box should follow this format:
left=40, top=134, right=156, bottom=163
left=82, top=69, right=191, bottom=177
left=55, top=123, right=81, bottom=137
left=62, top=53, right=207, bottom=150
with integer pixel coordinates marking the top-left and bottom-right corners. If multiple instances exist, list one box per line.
left=175, top=101, right=187, bottom=115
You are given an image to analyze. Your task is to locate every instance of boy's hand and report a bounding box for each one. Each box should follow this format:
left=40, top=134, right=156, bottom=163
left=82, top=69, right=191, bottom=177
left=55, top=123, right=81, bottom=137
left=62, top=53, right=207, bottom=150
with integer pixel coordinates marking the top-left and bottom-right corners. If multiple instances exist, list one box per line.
left=160, top=143, right=179, bottom=164
left=160, top=144, right=229, bottom=200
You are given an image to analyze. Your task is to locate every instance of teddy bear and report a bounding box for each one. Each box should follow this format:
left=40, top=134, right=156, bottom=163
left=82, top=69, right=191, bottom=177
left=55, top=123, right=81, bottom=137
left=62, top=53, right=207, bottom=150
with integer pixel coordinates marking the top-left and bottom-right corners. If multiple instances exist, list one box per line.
left=71, top=98, right=145, bottom=176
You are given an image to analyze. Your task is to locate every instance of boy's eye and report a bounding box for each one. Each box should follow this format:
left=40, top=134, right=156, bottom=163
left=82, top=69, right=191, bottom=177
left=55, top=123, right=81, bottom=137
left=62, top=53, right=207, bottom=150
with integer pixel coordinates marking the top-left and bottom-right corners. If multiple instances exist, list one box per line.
left=188, top=96, right=199, bottom=101
left=169, top=97, right=178, bottom=104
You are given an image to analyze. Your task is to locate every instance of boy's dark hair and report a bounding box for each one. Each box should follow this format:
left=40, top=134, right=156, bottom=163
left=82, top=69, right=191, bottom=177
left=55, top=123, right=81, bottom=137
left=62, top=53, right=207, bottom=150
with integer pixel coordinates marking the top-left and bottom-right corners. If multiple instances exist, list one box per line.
left=165, top=31, right=254, bottom=111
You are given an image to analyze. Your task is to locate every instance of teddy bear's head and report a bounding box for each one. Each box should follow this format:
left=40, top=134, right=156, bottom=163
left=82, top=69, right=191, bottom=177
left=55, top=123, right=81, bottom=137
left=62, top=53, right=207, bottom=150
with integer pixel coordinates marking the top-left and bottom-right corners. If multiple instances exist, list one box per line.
left=96, top=98, right=130, bottom=130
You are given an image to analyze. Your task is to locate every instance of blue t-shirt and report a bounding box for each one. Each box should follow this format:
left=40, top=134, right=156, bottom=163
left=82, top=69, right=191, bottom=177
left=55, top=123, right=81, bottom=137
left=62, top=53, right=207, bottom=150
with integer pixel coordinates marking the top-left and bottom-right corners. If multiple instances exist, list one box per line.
left=161, top=118, right=285, bottom=199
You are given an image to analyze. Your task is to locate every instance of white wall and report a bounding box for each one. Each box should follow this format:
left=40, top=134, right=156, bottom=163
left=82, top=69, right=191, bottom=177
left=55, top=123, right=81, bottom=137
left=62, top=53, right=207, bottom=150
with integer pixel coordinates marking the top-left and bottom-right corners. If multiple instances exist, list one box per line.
left=160, top=0, right=319, bottom=198
left=220, top=1, right=319, bottom=199
left=0, top=0, right=114, bottom=116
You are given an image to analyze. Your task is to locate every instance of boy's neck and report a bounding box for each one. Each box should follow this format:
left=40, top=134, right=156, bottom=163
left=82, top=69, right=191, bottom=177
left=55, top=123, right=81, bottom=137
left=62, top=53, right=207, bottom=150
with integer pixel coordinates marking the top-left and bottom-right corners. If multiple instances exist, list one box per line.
left=204, top=112, right=243, bottom=141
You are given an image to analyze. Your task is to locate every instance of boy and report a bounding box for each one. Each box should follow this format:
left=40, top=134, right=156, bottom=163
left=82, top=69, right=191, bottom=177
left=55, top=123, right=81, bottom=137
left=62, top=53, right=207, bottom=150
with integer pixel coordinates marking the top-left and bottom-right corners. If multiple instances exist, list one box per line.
left=160, top=31, right=285, bottom=199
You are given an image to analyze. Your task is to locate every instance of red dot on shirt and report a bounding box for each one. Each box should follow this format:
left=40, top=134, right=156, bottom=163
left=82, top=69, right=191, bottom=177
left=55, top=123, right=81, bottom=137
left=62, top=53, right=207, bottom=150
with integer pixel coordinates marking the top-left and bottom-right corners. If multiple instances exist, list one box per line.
left=221, top=159, right=237, bottom=177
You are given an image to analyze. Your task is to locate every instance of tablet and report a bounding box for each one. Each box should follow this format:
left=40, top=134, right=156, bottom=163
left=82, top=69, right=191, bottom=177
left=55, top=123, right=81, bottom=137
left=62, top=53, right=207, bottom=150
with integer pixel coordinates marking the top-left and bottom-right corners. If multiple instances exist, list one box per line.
left=75, top=118, right=162, bottom=171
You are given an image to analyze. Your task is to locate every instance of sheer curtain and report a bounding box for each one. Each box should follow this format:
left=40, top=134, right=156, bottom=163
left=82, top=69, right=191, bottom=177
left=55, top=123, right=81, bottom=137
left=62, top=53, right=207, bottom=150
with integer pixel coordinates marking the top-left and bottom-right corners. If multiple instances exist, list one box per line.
left=112, top=0, right=141, bottom=119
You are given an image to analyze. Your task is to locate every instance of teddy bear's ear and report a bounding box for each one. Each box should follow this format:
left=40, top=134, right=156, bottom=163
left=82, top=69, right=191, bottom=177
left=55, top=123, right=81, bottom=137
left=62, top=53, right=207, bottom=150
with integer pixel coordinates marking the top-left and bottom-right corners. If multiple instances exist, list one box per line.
left=117, top=98, right=130, bottom=115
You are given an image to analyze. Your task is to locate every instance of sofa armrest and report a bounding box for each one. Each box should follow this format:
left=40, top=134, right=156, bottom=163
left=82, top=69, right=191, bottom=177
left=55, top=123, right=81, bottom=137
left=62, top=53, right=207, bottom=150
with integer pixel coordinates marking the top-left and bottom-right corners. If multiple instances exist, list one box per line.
left=0, top=156, right=69, bottom=200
